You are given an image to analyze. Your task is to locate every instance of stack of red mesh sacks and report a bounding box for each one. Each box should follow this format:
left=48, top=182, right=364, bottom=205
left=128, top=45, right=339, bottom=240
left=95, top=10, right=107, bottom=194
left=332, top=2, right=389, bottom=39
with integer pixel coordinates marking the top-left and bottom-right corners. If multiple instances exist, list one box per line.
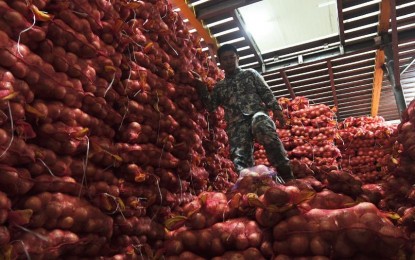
left=388, top=99, right=415, bottom=258
left=163, top=165, right=408, bottom=259
left=335, top=116, right=398, bottom=183
left=0, top=0, right=237, bottom=258
left=254, top=97, right=341, bottom=179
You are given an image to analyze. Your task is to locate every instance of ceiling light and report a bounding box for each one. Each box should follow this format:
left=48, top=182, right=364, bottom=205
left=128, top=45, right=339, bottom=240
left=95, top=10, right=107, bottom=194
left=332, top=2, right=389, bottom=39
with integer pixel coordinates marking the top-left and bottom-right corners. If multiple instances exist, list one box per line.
left=237, top=46, right=250, bottom=52
left=239, top=54, right=255, bottom=60
left=343, top=0, right=381, bottom=12
left=190, top=0, right=209, bottom=7
left=221, top=37, right=245, bottom=45
left=397, top=1, right=415, bottom=9
left=206, top=17, right=233, bottom=28
left=239, top=61, right=259, bottom=68
left=212, top=28, right=239, bottom=37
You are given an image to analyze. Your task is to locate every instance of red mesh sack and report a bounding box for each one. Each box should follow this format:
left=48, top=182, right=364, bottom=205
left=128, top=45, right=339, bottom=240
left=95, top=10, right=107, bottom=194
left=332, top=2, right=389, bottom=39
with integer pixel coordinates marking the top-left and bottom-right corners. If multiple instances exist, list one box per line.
left=273, top=202, right=406, bottom=258
left=15, top=192, right=113, bottom=238
left=10, top=228, right=108, bottom=259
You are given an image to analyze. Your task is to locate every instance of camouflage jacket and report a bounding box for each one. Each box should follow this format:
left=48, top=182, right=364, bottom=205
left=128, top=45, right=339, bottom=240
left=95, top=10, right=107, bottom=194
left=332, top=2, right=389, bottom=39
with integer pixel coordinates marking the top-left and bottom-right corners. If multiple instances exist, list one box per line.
left=196, top=68, right=282, bottom=124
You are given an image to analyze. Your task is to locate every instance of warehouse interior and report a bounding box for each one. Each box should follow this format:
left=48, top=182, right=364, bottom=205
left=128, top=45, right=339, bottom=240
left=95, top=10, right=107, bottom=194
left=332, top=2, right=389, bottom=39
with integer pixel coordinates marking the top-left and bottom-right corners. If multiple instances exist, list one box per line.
left=2, top=0, right=415, bottom=258
left=172, top=0, right=415, bottom=121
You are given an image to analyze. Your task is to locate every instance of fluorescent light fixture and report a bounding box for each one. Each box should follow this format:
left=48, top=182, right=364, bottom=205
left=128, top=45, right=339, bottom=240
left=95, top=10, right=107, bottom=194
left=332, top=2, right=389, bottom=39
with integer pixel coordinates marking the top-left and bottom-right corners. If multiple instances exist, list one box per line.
left=344, top=11, right=379, bottom=23
left=206, top=17, right=233, bottom=28
left=344, top=22, right=378, bottom=33
left=331, top=50, right=375, bottom=61
left=270, top=83, right=286, bottom=88
left=202, top=47, right=209, bottom=52
left=213, top=28, right=239, bottom=37
left=190, top=0, right=209, bottom=7
left=289, top=67, right=328, bottom=78
left=335, top=65, right=374, bottom=74
left=286, top=61, right=327, bottom=72
left=397, top=23, right=415, bottom=30
left=399, top=57, right=412, bottom=64
left=237, top=46, right=250, bottom=52
left=264, top=71, right=280, bottom=77
left=221, top=37, right=245, bottom=45
left=239, top=54, right=255, bottom=60
left=334, top=71, right=373, bottom=81
left=399, top=48, right=415, bottom=55
left=332, top=59, right=375, bottom=68
left=266, top=79, right=280, bottom=84
left=343, top=0, right=381, bottom=12
left=290, top=74, right=329, bottom=84
left=337, top=93, right=372, bottom=104
left=338, top=108, right=370, bottom=115
left=398, top=12, right=415, bottom=21
left=397, top=1, right=415, bottom=9
left=239, top=61, right=259, bottom=68
left=335, top=76, right=372, bottom=87
left=295, top=80, right=330, bottom=89
left=344, top=33, right=378, bottom=43
left=295, top=88, right=332, bottom=96
left=318, top=1, right=336, bottom=8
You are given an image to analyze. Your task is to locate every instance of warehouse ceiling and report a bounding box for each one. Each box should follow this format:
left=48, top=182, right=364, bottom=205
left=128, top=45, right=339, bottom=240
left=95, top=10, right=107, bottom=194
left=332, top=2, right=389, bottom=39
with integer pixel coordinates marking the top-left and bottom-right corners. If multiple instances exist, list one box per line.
left=237, top=0, right=339, bottom=54
left=172, top=0, right=415, bottom=121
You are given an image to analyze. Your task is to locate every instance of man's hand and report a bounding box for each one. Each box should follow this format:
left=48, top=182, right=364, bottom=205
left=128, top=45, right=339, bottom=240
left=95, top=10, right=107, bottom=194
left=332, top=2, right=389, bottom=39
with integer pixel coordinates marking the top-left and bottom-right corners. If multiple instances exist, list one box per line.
left=273, top=110, right=286, bottom=127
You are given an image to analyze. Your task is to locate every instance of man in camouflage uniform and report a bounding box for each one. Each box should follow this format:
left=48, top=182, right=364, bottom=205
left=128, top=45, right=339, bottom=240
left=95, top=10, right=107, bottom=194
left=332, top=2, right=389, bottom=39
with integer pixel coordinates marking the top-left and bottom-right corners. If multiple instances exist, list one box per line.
left=192, top=44, right=294, bottom=182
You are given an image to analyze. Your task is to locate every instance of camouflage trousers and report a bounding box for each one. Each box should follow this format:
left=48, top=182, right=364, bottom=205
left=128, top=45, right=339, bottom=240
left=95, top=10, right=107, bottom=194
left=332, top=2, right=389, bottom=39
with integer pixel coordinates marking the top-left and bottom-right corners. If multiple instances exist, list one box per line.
left=227, top=112, right=293, bottom=179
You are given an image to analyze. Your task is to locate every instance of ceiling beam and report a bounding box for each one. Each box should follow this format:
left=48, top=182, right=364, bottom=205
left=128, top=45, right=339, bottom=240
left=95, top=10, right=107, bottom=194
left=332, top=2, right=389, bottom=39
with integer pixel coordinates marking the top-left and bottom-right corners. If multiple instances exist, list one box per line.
left=381, top=0, right=407, bottom=118
left=336, top=0, right=346, bottom=46
left=371, top=49, right=385, bottom=116
left=370, top=0, right=389, bottom=117
left=263, top=29, right=414, bottom=73
left=327, top=61, right=340, bottom=115
left=170, top=0, right=218, bottom=53
left=389, top=0, right=406, bottom=115
left=378, top=0, right=391, bottom=33
left=196, top=0, right=261, bottom=20
left=280, top=71, right=296, bottom=99
left=233, top=9, right=264, bottom=72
